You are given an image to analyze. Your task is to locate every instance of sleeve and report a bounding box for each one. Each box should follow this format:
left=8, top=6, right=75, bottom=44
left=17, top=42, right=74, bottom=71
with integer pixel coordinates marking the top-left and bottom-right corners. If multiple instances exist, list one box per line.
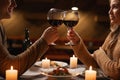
left=0, top=37, right=49, bottom=77
left=93, top=47, right=120, bottom=79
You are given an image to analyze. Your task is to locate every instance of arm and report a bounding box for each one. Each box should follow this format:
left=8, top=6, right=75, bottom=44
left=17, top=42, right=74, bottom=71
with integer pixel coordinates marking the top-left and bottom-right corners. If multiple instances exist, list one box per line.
left=72, top=38, right=99, bottom=68
left=93, top=47, right=120, bottom=79
left=93, top=30, right=120, bottom=79
left=0, top=38, right=48, bottom=77
left=0, top=27, right=58, bottom=77
left=67, top=29, right=99, bottom=68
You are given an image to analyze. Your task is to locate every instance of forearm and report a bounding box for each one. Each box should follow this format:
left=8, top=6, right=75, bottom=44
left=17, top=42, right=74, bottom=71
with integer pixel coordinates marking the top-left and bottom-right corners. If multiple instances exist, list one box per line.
left=72, top=40, right=99, bottom=68
left=0, top=38, right=49, bottom=77
left=17, top=38, right=49, bottom=76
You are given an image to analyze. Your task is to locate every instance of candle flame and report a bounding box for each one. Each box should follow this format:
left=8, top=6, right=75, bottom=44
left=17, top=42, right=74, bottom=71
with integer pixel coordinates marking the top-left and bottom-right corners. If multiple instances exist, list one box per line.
left=89, top=66, right=92, bottom=70
left=11, top=66, right=13, bottom=70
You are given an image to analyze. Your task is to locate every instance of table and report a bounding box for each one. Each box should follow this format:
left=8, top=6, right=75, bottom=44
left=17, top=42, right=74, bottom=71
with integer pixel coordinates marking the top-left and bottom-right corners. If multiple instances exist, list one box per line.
left=19, top=61, right=110, bottom=80
left=19, top=65, right=85, bottom=80
left=0, top=61, right=110, bottom=80
left=19, top=75, right=110, bottom=80
left=0, top=76, right=110, bottom=80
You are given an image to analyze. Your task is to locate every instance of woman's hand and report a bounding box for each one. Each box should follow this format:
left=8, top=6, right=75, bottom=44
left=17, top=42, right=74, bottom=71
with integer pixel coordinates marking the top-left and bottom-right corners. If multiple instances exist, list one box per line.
left=41, top=27, right=59, bottom=45
left=67, top=28, right=80, bottom=45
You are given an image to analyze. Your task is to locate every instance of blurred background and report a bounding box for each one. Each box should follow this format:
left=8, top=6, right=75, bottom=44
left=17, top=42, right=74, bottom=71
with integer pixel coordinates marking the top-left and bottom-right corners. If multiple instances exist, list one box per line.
left=1, top=0, right=110, bottom=63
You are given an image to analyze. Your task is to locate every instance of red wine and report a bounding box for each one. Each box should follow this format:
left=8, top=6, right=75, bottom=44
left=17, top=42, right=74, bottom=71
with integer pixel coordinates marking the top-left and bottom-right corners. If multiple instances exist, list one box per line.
left=48, top=19, right=63, bottom=27
left=63, top=20, right=78, bottom=28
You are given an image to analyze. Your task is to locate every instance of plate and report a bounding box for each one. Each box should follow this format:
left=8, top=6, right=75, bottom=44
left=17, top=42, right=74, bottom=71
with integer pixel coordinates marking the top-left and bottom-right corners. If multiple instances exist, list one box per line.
left=41, top=67, right=85, bottom=78
left=68, top=67, right=85, bottom=76
left=21, top=66, right=41, bottom=78
left=34, top=61, right=68, bottom=67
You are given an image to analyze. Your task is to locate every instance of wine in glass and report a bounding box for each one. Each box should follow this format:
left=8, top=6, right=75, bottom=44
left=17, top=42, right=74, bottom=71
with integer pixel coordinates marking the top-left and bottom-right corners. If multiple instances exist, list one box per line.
left=63, top=10, right=79, bottom=45
left=47, top=8, right=64, bottom=45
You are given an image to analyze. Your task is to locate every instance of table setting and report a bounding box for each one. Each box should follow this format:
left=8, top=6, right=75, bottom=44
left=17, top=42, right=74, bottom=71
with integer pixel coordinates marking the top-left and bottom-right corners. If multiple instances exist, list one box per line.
left=0, top=55, right=110, bottom=80
left=20, top=61, right=84, bottom=80
left=19, top=55, right=110, bottom=80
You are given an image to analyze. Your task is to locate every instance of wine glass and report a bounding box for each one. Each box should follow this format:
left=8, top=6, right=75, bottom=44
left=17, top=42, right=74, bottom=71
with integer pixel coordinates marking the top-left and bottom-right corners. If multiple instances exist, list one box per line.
left=47, top=8, right=64, bottom=45
left=63, top=10, right=79, bottom=46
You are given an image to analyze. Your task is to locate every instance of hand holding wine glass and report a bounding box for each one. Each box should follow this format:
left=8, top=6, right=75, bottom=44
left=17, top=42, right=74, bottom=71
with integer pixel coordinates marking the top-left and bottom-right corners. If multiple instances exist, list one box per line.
left=63, top=10, right=79, bottom=45
left=47, top=8, right=64, bottom=45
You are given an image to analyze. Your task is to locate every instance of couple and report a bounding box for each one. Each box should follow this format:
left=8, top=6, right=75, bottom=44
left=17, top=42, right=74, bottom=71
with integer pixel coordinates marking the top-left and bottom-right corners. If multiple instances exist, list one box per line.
left=0, top=0, right=120, bottom=80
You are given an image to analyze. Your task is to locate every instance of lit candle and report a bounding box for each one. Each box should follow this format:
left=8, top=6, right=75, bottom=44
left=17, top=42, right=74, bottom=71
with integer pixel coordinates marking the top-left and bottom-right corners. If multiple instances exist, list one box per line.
left=70, top=55, right=78, bottom=68
left=85, top=66, right=97, bottom=80
left=6, top=66, right=18, bottom=80
left=42, top=58, right=50, bottom=68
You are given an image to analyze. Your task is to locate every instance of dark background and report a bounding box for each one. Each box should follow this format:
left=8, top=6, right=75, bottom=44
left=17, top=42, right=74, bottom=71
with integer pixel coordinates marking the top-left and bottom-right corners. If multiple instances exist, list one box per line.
left=2, top=0, right=110, bottom=63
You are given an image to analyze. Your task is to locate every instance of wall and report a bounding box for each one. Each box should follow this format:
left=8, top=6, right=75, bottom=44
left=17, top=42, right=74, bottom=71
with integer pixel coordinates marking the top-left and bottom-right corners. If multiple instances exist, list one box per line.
left=2, top=10, right=110, bottom=42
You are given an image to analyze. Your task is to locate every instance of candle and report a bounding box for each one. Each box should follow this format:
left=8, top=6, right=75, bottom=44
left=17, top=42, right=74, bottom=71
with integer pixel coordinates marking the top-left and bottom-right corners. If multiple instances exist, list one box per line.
left=42, top=58, right=50, bottom=68
left=85, top=66, right=97, bottom=80
left=6, top=66, right=18, bottom=80
left=70, top=55, right=78, bottom=68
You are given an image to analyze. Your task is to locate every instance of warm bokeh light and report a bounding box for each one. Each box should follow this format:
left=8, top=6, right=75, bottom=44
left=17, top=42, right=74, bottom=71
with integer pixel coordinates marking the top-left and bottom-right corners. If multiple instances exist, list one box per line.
left=71, top=7, right=78, bottom=11
left=1, top=10, right=109, bottom=41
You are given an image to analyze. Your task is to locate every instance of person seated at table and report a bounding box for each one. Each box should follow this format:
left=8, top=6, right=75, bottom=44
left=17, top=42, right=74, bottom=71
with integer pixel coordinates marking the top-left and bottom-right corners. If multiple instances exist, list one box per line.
left=0, top=0, right=58, bottom=78
left=67, top=0, right=120, bottom=79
